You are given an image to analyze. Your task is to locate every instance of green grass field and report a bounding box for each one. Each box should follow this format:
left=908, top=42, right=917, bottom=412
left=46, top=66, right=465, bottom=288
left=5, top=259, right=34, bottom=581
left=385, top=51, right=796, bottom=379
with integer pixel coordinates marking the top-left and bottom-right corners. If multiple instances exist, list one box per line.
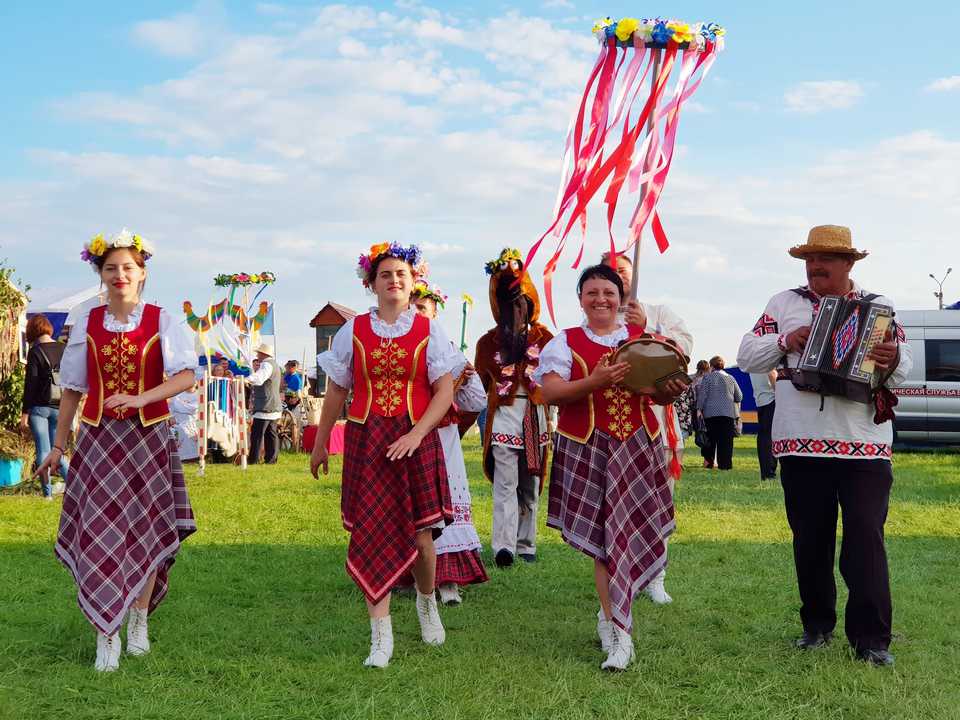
left=1, top=436, right=958, bottom=720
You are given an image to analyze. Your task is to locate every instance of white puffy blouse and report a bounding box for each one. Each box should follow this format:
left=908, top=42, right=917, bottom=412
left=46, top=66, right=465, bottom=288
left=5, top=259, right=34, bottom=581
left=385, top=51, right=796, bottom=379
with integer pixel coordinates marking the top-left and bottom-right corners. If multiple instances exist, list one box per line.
left=60, top=302, right=199, bottom=394
left=318, top=307, right=460, bottom=391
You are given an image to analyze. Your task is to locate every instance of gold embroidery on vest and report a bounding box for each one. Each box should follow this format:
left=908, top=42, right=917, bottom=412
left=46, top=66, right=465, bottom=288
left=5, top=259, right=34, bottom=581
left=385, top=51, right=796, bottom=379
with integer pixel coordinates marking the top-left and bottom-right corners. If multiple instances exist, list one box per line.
left=102, top=333, right=139, bottom=418
left=370, top=338, right=408, bottom=415
left=603, top=386, right=635, bottom=441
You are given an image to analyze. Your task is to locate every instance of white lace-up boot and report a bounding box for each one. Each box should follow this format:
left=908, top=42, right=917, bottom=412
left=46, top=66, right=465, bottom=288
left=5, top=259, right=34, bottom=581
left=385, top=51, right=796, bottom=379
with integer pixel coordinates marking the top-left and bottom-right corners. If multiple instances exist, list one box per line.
left=597, top=608, right=614, bottom=653
left=363, top=616, right=393, bottom=668
left=438, top=583, right=462, bottom=606
left=94, top=632, right=122, bottom=672
left=126, top=606, right=151, bottom=656
left=600, top=624, right=635, bottom=671
left=415, top=590, right=446, bottom=645
left=644, top=568, right=673, bottom=605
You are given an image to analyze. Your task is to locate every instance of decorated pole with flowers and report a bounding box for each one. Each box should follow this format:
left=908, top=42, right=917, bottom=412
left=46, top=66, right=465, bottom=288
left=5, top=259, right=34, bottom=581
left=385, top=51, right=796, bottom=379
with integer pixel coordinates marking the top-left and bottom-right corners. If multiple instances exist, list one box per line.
left=525, top=17, right=725, bottom=323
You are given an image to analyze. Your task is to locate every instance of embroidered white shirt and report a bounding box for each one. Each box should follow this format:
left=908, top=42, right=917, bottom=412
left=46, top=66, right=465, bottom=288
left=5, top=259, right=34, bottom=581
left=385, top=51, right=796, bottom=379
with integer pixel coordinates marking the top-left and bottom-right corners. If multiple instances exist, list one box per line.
left=736, top=282, right=913, bottom=460
left=317, top=307, right=459, bottom=391
left=60, top=302, right=198, bottom=394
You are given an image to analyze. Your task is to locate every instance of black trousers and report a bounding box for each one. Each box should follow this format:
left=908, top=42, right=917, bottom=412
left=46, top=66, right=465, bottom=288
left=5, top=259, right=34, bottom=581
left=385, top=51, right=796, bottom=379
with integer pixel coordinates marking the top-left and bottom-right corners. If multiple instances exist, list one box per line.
left=780, top=456, right=894, bottom=652
left=249, top=418, right=279, bottom=464
left=756, top=402, right=777, bottom=479
left=705, top=416, right=735, bottom=470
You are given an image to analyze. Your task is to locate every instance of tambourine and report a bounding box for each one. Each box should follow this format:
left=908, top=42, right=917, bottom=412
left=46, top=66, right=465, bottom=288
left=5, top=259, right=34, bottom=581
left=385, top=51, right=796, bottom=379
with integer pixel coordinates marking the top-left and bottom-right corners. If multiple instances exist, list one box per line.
left=610, top=333, right=691, bottom=395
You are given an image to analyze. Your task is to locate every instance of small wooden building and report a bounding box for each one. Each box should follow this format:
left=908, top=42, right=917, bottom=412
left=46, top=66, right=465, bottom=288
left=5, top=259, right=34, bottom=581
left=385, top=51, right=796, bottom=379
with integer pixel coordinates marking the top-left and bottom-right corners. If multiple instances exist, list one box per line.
left=308, top=302, right=356, bottom=394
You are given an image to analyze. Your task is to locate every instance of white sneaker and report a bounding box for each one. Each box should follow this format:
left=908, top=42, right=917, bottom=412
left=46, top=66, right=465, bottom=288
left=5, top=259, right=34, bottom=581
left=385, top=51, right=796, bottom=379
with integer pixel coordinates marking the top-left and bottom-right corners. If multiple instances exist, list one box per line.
left=415, top=590, right=446, bottom=645
left=438, top=583, right=462, bottom=606
left=644, top=569, right=673, bottom=605
left=94, top=632, right=121, bottom=672
left=126, top=606, right=151, bottom=656
left=52, top=481, right=66, bottom=496
left=363, top=616, right=393, bottom=668
left=597, top=608, right=613, bottom=653
left=600, top=624, right=635, bottom=671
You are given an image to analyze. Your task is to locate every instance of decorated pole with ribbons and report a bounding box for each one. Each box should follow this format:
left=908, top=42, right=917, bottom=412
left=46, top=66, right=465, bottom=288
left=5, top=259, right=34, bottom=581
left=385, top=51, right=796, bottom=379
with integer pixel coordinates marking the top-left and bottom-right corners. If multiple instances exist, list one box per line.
left=525, top=17, right=725, bottom=322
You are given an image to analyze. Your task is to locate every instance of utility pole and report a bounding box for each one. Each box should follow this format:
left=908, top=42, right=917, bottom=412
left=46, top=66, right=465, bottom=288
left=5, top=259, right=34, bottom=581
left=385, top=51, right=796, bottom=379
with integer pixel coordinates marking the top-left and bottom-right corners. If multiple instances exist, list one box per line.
left=929, top=268, right=952, bottom=310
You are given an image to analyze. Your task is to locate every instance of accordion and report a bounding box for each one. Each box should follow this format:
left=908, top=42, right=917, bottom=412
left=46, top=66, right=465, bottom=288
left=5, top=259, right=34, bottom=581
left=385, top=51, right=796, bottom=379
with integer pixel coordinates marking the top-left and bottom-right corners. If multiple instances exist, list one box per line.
left=793, top=295, right=894, bottom=404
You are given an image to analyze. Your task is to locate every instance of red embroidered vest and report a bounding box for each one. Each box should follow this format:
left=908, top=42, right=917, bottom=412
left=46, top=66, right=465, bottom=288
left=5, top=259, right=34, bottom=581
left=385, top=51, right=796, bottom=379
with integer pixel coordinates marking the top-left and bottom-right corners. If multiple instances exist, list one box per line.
left=81, top=304, right=171, bottom=427
left=556, top=326, right=660, bottom=443
left=347, top=313, right=432, bottom=424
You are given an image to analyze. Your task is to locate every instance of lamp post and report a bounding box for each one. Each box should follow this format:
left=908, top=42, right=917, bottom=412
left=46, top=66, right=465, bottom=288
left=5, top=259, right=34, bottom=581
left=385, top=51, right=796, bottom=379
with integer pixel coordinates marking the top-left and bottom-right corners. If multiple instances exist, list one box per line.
left=929, top=268, right=952, bottom=310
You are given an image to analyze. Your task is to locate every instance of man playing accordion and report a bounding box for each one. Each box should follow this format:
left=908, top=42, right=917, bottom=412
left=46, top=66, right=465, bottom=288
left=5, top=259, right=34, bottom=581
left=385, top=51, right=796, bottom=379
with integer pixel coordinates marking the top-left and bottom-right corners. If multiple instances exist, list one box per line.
left=737, top=225, right=911, bottom=667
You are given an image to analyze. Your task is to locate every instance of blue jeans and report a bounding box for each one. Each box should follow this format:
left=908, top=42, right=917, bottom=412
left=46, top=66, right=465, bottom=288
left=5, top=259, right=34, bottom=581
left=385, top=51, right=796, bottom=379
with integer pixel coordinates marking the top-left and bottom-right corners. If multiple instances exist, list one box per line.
left=28, top=406, right=69, bottom=497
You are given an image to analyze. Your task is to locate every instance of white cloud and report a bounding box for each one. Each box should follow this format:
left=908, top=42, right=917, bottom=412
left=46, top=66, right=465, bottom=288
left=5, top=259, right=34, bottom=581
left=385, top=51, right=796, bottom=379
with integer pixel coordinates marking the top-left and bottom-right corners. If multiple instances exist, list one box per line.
left=784, top=81, right=864, bottom=113
left=542, top=0, right=575, bottom=8
left=925, top=75, right=960, bottom=92
left=132, top=14, right=206, bottom=58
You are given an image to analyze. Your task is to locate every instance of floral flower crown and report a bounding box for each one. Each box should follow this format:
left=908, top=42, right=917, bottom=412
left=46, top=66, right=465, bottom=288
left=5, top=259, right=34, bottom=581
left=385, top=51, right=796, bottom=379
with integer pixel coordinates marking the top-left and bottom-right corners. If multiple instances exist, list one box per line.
left=81, top=228, right=154, bottom=266
left=356, top=242, right=424, bottom=288
left=214, top=272, right=277, bottom=287
left=484, top=248, right=523, bottom=276
left=591, top=17, right=725, bottom=50
left=411, top=280, right=448, bottom=309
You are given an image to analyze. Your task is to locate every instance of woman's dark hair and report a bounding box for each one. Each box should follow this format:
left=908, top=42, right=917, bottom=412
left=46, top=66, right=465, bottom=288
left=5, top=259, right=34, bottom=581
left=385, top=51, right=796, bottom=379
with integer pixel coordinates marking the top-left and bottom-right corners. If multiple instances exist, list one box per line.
left=366, top=253, right=414, bottom=287
left=576, top=263, right=624, bottom=300
left=91, top=246, right=147, bottom=272
left=26, top=314, right=54, bottom=343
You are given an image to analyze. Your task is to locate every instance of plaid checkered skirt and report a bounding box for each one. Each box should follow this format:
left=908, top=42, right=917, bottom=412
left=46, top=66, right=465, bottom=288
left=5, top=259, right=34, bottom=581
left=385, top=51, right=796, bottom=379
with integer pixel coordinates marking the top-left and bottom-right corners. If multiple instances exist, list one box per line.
left=342, top=415, right=452, bottom=604
left=55, top=418, right=196, bottom=635
left=548, top=429, right=675, bottom=633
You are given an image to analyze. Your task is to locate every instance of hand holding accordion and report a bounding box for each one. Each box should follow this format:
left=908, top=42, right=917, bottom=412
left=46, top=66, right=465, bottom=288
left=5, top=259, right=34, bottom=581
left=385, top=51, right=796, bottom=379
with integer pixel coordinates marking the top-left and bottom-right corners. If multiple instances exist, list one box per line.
left=793, top=295, right=896, bottom=404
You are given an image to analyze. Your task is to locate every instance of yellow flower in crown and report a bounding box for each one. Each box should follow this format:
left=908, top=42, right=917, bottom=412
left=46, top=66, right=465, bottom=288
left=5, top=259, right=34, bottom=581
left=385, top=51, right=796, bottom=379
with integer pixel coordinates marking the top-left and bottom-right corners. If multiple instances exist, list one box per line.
left=132, top=234, right=143, bottom=252
left=667, top=21, right=694, bottom=44
left=89, top=234, right=107, bottom=256
left=615, top=18, right=639, bottom=42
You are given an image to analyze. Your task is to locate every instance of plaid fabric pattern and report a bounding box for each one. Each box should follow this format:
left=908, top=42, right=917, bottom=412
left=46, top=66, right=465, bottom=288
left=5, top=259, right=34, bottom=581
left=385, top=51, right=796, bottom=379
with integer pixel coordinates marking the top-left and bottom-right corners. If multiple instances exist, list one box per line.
left=342, top=415, right=452, bottom=604
left=55, top=418, right=196, bottom=635
left=548, top=430, right=674, bottom=633
left=435, top=549, right=489, bottom=586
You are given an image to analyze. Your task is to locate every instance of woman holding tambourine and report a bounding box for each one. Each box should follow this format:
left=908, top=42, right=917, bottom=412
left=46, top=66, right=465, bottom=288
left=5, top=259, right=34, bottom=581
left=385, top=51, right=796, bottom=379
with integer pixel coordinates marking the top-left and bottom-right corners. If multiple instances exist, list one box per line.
left=535, top=263, right=687, bottom=671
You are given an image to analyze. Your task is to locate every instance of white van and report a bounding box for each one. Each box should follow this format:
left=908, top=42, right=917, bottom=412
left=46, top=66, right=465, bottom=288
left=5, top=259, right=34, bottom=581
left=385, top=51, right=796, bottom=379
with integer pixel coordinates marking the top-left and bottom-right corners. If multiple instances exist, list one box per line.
left=893, top=310, right=960, bottom=444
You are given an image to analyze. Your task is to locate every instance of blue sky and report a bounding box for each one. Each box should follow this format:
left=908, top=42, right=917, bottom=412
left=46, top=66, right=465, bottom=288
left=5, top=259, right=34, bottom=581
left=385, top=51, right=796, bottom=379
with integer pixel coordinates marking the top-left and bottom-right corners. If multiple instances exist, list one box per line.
left=3, top=1, right=959, bottom=363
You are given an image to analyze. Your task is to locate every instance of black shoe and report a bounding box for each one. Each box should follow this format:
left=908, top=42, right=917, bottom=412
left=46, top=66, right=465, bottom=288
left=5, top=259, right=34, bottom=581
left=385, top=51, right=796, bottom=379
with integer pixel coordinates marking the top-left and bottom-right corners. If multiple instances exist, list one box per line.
left=795, top=631, right=832, bottom=650
left=857, top=648, right=895, bottom=667
left=518, top=553, right=537, bottom=563
left=495, top=549, right=514, bottom=568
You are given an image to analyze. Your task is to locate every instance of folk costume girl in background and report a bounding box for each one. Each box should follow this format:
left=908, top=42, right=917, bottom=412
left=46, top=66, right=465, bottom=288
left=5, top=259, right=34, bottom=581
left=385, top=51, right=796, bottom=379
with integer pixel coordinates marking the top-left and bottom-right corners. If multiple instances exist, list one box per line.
left=410, top=280, right=489, bottom=606
left=311, top=243, right=458, bottom=668
left=536, top=264, right=686, bottom=670
left=34, top=230, right=197, bottom=672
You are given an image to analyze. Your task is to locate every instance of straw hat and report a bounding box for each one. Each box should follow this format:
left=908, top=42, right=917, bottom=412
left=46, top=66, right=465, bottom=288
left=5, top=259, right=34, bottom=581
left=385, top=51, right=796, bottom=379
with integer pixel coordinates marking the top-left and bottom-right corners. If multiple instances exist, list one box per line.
left=788, top=225, right=868, bottom=260
left=254, top=343, right=275, bottom=358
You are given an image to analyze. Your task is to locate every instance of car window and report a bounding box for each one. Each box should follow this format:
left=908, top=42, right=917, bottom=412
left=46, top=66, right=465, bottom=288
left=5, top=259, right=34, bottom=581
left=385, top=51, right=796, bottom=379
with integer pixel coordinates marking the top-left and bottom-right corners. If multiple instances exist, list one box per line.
left=925, top=339, right=960, bottom=382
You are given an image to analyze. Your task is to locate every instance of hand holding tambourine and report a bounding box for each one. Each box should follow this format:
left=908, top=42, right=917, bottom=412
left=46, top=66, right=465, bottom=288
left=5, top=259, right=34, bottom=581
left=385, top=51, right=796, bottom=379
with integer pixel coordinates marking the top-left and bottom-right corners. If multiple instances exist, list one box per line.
left=611, top=333, right=691, bottom=399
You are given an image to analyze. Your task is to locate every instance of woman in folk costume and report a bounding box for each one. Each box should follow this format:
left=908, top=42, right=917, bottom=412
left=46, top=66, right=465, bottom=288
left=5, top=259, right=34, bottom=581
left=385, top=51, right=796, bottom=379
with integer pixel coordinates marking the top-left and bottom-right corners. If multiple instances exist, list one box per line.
left=474, top=249, right=553, bottom=567
left=602, top=251, right=692, bottom=605
left=410, top=280, right=489, bottom=605
left=536, top=264, right=687, bottom=670
left=34, top=230, right=197, bottom=672
left=310, top=243, right=459, bottom=668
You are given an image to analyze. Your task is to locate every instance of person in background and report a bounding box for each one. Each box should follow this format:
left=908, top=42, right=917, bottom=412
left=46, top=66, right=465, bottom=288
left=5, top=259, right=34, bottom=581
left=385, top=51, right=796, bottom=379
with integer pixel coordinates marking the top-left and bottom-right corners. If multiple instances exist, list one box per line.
left=282, top=360, right=303, bottom=394
left=695, top=356, right=742, bottom=470
left=750, top=369, right=779, bottom=480
left=689, top=360, right=712, bottom=465
left=21, top=314, right=69, bottom=499
left=217, top=357, right=234, bottom=379
left=246, top=344, right=282, bottom=465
